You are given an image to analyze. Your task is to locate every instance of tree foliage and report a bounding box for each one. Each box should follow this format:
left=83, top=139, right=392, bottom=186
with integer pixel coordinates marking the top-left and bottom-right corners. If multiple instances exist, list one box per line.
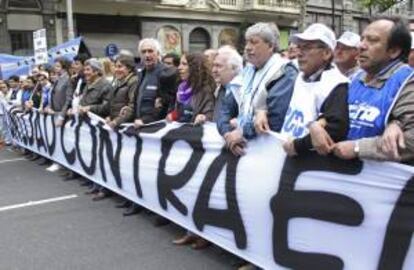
left=357, top=0, right=406, bottom=14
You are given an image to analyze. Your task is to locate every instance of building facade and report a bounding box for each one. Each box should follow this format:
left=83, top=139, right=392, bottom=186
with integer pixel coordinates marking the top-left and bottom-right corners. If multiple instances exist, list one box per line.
left=0, top=0, right=56, bottom=56
left=0, top=0, right=374, bottom=57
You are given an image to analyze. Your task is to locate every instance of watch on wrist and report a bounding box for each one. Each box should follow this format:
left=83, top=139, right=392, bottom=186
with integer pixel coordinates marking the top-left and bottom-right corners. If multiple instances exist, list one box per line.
left=353, top=141, right=360, bottom=156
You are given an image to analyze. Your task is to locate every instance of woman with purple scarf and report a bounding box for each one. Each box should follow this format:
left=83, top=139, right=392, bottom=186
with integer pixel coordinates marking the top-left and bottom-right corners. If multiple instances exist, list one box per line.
left=167, top=53, right=215, bottom=124
left=168, top=53, right=215, bottom=249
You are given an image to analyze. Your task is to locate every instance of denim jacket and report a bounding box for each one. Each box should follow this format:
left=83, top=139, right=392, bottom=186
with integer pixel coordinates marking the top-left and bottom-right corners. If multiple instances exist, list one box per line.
left=216, top=62, right=298, bottom=139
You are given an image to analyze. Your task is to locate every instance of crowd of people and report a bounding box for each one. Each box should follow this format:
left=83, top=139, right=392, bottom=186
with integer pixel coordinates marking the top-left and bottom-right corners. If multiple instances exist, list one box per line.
left=1, top=15, right=414, bottom=269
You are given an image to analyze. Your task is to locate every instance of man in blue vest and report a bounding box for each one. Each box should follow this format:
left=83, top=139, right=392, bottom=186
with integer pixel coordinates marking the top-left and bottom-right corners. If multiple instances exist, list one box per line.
left=334, top=16, right=414, bottom=164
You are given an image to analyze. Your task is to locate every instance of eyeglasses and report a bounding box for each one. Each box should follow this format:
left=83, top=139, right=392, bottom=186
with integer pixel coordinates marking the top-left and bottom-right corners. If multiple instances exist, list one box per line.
left=297, top=44, right=326, bottom=53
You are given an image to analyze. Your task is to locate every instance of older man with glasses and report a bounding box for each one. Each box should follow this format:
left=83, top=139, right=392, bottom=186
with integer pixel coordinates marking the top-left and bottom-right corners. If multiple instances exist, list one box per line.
left=334, top=31, right=360, bottom=78
left=281, top=23, right=350, bottom=157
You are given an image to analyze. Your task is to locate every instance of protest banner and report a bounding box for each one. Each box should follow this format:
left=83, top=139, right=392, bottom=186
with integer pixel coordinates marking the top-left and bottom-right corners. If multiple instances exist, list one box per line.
left=2, top=101, right=414, bottom=270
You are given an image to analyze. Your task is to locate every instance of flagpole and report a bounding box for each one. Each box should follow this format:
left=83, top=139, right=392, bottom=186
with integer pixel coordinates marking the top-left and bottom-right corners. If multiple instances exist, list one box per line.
left=66, top=0, right=75, bottom=40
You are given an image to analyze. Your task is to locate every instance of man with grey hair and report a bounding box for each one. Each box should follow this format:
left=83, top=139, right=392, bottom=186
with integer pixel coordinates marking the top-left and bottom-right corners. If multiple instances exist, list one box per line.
left=122, top=38, right=178, bottom=217
left=218, top=22, right=297, bottom=156
left=133, top=38, right=175, bottom=128
left=212, top=45, right=242, bottom=121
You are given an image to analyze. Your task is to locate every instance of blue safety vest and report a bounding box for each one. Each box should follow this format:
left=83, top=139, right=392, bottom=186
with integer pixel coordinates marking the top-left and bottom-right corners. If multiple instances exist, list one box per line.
left=347, top=64, right=414, bottom=140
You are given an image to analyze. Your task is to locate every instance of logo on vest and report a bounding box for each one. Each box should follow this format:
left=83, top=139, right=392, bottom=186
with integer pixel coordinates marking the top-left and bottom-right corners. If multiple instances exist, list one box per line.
left=349, top=103, right=380, bottom=128
left=282, top=108, right=306, bottom=138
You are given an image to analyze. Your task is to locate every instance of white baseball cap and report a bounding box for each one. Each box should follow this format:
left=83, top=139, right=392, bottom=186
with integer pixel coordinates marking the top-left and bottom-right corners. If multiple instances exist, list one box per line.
left=411, top=32, right=414, bottom=49
left=337, top=31, right=360, bottom=48
left=291, top=23, right=336, bottom=51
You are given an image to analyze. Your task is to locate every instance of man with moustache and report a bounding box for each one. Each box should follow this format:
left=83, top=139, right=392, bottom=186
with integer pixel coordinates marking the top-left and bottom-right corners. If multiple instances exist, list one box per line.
left=280, top=23, right=349, bottom=157
left=334, top=17, right=414, bottom=164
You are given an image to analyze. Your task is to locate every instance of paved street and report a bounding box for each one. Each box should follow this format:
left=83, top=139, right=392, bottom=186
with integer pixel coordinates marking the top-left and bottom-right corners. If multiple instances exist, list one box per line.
left=0, top=147, right=235, bottom=270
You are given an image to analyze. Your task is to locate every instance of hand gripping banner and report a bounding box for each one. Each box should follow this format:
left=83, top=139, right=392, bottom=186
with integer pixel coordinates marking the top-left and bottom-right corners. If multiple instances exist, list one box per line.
left=2, top=101, right=414, bottom=270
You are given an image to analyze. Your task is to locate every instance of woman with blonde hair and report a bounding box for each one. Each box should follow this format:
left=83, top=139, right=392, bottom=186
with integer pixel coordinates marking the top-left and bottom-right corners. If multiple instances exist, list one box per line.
left=100, top=57, right=115, bottom=84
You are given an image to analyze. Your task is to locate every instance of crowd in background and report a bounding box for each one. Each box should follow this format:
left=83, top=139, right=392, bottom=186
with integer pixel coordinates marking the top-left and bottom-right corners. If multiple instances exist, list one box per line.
left=1, top=15, right=414, bottom=269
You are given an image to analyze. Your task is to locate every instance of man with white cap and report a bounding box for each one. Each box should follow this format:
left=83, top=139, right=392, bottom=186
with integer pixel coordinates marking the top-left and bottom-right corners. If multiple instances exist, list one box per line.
left=408, top=32, right=414, bottom=68
left=281, top=23, right=350, bottom=157
left=334, top=31, right=360, bottom=78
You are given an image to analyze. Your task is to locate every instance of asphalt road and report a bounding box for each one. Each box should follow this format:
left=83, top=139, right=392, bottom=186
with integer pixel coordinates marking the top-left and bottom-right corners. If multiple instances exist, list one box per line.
left=0, top=147, right=236, bottom=270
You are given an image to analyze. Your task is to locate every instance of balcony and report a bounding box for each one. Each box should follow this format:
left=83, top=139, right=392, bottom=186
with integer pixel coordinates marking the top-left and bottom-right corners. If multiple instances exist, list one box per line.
left=160, top=0, right=300, bottom=14
left=217, top=0, right=300, bottom=13
left=245, top=0, right=300, bottom=14
left=218, top=0, right=244, bottom=10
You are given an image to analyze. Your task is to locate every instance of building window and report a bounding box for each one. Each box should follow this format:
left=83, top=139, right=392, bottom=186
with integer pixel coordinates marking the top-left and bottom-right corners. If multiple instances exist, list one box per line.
left=357, top=19, right=369, bottom=34
left=7, top=0, right=41, bottom=9
left=10, top=31, right=34, bottom=56
left=189, top=27, right=210, bottom=53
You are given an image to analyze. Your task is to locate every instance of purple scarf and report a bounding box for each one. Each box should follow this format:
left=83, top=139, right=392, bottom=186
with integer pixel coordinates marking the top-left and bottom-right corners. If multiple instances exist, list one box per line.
left=177, top=80, right=193, bottom=105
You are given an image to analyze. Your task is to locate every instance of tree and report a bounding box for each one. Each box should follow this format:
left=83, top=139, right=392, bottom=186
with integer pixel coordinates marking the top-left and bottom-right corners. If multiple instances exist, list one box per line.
left=357, top=0, right=406, bottom=15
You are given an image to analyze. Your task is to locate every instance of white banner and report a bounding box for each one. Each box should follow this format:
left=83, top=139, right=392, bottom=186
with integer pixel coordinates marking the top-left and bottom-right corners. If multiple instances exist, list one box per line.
left=2, top=102, right=414, bottom=270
